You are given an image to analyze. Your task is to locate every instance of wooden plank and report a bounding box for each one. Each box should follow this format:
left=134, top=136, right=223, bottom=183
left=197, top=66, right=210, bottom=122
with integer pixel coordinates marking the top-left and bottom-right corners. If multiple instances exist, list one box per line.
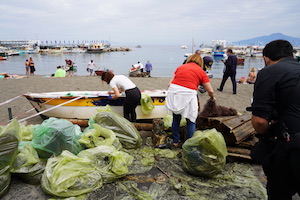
left=227, top=146, right=251, bottom=155
left=221, top=113, right=252, bottom=130
left=230, top=121, right=255, bottom=144
left=227, top=152, right=251, bottom=160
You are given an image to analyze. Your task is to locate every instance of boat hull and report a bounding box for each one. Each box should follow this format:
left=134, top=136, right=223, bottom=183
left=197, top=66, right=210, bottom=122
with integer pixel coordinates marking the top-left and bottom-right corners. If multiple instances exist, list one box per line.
left=95, top=70, right=104, bottom=76
left=23, top=90, right=170, bottom=120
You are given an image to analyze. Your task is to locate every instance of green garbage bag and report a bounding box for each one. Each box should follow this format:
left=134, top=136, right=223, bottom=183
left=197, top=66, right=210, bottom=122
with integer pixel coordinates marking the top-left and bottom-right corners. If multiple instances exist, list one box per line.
left=182, top=128, right=228, bottom=177
left=11, top=143, right=46, bottom=185
left=0, top=119, right=19, bottom=197
left=163, top=114, right=186, bottom=130
left=41, top=150, right=103, bottom=197
left=78, top=145, right=133, bottom=183
left=19, top=123, right=34, bottom=141
left=31, top=118, right=83, bottom=158
left=140, top=94, right=154, bottom=115
left=79, top=124, right=122, bottom=150
left=90, top=111, right=142, bottom=149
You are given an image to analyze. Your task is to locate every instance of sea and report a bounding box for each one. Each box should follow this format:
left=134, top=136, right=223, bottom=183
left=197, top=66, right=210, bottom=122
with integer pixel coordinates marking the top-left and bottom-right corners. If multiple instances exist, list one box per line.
left=0, top=44, right=265, bottom=79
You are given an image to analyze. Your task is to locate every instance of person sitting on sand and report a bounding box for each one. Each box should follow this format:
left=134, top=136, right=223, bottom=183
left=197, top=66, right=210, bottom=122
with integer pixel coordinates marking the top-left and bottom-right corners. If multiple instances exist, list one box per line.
left=246, top=67, right=257, bottom=84
left=54, top=66, right=66, bottom=77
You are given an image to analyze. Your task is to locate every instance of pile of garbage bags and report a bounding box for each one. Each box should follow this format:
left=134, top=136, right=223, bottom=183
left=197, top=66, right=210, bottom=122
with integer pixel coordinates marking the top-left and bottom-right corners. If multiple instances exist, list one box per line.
left=0, top=108, right=142, bottom=198
left=0, top=108, right=267, bottom=199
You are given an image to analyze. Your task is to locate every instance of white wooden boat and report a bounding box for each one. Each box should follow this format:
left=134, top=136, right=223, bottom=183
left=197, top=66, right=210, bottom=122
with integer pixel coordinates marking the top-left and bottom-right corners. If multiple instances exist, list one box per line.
left=23, top=90, right=169, bottom=120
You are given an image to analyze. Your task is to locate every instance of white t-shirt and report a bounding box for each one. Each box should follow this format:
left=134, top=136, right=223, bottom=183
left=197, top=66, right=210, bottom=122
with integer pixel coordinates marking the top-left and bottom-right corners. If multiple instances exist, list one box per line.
left=138, top=63, right=144, bottom=69
left=87, top=61, right=96, bottom=70
left=109, top=75, right=136, bottom=91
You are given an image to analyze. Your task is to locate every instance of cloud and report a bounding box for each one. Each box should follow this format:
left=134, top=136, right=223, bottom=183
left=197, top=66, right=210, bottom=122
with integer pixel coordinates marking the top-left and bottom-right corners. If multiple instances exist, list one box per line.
left=0, top=0, right=300, bottom=45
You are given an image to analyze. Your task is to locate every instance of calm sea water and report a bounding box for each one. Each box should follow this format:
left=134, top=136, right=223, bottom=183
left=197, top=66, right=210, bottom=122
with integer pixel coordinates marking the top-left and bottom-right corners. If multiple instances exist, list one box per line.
left=0, top=44, right=265, bottom=79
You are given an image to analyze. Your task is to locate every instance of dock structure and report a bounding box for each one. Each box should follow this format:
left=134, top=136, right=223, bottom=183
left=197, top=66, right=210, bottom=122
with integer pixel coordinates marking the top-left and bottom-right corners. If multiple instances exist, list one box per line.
left=0, top=40, right=40, bottom=47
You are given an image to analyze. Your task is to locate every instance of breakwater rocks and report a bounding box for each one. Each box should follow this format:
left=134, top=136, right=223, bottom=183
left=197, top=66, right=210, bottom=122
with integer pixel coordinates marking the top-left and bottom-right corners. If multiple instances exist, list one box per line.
left=102, top=47, right=132, bottom=52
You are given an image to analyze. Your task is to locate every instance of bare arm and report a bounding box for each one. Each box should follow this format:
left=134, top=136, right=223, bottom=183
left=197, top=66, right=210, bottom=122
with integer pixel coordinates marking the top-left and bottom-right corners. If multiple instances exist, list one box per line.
left=251, top=115, right=269, bottom=135
left=202, top=82, right=215, bottom=100
left=108, top=87, right=121, bottom=99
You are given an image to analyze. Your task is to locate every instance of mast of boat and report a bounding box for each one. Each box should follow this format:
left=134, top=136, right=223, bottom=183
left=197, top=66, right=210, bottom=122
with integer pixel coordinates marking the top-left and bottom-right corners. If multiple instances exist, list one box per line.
left=192, top=37, right=194, bottom=54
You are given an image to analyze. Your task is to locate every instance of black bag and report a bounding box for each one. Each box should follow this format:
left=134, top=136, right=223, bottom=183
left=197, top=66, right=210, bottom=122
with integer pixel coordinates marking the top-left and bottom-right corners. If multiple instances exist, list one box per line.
left=250, top=137, right=277, bottom=165
left=250, top=120, right=286, bottom=164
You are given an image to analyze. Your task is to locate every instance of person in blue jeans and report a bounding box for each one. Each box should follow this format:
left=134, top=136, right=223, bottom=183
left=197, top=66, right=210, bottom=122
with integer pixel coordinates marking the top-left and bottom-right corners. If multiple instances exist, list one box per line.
left=166, top=54, right=215, bottom=148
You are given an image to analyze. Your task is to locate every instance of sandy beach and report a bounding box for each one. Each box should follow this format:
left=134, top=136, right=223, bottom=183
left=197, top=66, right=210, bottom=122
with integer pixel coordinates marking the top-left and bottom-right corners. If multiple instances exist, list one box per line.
left=0, top=75, right=253, bottom=125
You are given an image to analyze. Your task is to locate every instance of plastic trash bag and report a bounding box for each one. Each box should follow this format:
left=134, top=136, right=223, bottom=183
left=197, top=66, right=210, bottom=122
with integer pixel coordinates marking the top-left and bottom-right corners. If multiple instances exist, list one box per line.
left=91, top=111, right=142, bottom=149
left=79, top=124, right=122, bottom=150
left=11, top=143, right=46, bottom=185
left=0, top=119, right=19, bottom=197
left=182, top=128, right=228, bottom=177
left=163, top=115, right=186, bottom=130
left=41, top=150, right=103, bottom=197
left=140, top=94, right=154, bottom=115
left=19, top=123, right=34, bottom=141
left=31, top=118, right=83, bottom=158
left=78, top=145, right=133, bottom=183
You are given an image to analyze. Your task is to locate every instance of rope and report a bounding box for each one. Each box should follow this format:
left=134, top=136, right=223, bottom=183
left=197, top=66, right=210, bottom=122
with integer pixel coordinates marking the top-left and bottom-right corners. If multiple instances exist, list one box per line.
left=0, top=95, right=21, bottom=106
left=18, top=95, right=84, bottom=123
left=1, top=98, right=55, bottom=126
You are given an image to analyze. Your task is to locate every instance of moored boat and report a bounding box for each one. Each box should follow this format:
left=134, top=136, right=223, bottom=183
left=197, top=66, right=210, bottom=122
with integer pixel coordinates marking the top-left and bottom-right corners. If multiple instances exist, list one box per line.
left=94, top=70, right=104, bottom=76
left=0, top=56, right=7, bottom=60
left=129, top=68, right=146, bottom=77
left=23, top=90, right=169, bottom=120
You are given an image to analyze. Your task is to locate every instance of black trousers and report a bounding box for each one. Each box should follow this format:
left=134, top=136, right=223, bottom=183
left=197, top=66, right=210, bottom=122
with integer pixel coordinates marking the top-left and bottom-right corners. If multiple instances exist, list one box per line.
left=124, top=87, right=141, bottom=122
left=263, top=141, right=300, bottom=200
left=219, top=72, right=237, bottom=93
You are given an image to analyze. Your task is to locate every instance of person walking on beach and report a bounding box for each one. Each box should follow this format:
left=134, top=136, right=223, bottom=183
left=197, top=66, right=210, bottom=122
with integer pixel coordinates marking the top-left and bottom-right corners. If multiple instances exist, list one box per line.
left=101, top=71, right=141, bottom=122
left=217, top=49, right=237, bottom=94
left=25, top=59, right=29, bottom=76
left=251, top=40, right=300, bottom=199
left=145, top=60, right=153, bottom=77
left=166, top=54, right=215, bottom=148
left=28, top=57, right=35, bottom=76
left=65, top=59, right=74, bottom=77
left=86, top=60, right=97, bottom=76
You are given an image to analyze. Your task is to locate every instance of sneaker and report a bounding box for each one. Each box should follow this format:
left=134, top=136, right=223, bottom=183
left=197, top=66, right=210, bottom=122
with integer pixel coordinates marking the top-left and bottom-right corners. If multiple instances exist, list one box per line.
left=217, top=88, right=222, bottom=92
left=233, top=92, right=236, bottom=94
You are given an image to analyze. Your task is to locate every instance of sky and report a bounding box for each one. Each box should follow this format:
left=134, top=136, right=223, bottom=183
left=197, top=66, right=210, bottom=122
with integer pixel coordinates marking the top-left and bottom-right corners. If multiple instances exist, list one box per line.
left=1, top=0, right=300, bottom=46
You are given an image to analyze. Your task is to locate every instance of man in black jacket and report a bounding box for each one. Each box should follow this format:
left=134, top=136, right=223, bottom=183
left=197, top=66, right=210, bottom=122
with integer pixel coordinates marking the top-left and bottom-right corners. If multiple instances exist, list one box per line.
left=217, top=49, right=237, bottom=94
left=251, top=40, right=300, bottom=199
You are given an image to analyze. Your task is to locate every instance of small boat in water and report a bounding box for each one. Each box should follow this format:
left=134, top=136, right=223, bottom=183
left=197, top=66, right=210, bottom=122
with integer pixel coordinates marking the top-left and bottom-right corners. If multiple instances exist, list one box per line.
left=0, top=56, right=7, bottom=60
left=23, top=90, right=169, bottom=120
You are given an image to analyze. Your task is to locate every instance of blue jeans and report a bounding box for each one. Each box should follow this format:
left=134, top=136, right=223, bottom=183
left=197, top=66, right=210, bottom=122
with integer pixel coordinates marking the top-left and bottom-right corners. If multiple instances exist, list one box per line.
left=172, top=113, right=196, bottom=143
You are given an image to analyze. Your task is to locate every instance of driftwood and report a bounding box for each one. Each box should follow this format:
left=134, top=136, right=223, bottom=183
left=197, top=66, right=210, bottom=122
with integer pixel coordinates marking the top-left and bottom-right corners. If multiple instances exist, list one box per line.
left=152, top=119, right=168, bottom=146
left=197, top=113, right=256, bottom=145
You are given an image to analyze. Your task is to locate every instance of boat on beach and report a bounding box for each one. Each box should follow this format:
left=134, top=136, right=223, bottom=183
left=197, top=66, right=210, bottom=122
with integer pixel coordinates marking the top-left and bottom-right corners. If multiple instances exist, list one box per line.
left=23, top=90, right=169, bottom=121
left=94, top=70, right=105, bottom=76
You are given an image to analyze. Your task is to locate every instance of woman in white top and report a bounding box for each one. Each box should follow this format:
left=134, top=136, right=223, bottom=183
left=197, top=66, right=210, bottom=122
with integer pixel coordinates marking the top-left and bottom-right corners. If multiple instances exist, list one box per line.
left=101, top=71, right=141, bottom=122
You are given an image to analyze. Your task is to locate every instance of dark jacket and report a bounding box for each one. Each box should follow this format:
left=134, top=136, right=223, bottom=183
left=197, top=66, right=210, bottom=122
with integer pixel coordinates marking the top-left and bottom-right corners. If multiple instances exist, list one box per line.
left=224, top=54, right=237, bottom=74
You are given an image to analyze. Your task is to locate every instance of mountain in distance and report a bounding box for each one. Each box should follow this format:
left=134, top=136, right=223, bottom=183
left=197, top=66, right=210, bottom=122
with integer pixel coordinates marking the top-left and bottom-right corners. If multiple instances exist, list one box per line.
left=232, top=33, right=300, bottom=47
